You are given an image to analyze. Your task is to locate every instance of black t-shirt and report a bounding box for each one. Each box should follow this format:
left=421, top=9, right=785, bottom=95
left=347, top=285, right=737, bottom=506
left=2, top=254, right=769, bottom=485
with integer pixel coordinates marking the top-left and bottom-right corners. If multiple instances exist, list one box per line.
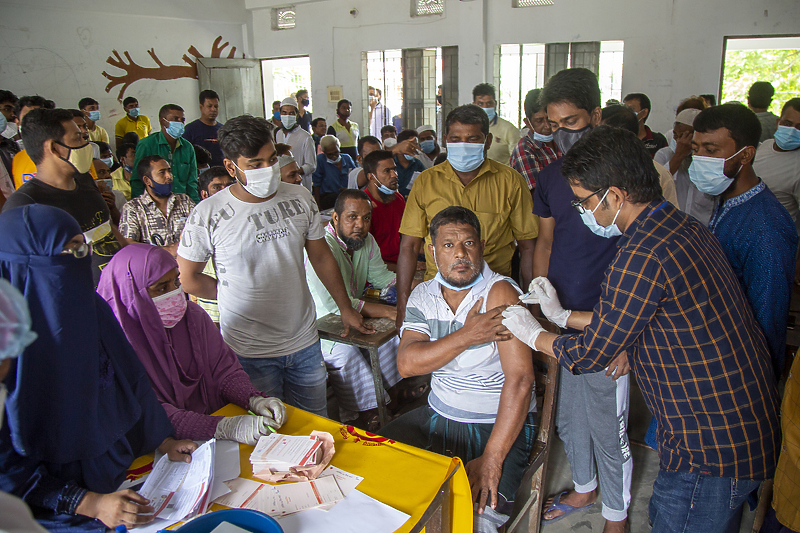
left=3, top=173, right=122, bottom=285
left=643, top=126, right=668, bottom=158
left=183, top=119, right=224, bottom=167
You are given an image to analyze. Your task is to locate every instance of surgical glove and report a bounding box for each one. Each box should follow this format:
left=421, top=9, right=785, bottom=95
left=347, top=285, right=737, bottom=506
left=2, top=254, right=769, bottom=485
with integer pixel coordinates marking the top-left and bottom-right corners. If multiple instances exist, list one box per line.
left=214, top=415, right=274, bottom=445
left=249, top=396, right=286, bottom=428
left=528, top=277, right=571, bottom=329
left=501, top=305, right=546, bottom=350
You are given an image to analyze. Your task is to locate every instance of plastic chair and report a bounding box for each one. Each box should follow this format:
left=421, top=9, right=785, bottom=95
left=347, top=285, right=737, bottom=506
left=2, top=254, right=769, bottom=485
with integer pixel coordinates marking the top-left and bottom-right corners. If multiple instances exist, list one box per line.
left=176, top=509, right=283, bottom=533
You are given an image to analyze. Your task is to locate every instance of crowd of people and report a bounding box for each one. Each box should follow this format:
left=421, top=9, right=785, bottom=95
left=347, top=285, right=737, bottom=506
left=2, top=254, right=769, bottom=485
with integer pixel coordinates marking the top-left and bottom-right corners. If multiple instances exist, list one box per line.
left=0, top=71, right=798, bottom=533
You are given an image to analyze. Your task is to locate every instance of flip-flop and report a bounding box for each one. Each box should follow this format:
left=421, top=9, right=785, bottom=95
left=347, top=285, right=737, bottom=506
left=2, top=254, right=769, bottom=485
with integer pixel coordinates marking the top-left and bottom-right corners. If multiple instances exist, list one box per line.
left=541, top=491, right=595, bottom=524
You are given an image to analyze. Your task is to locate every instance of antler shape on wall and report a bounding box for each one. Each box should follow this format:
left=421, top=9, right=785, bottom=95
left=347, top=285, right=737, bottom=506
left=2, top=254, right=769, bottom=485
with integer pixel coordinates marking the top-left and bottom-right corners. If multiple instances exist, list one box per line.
left=102, top=36, right=240, bottom=101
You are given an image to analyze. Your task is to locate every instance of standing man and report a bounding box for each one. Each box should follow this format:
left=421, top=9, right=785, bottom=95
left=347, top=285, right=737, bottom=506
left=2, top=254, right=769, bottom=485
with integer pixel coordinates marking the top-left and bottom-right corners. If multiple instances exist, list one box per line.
left=313, top=135, right=357, bottom=210
left=114, top=96, right=151, bottom=145
left=78, top=98, right=109, bottom=144
left=348, top=136, right=382, bottom=189
left=415, top=124, right=443, bottom=170
left=119, top=155, right=195, bottom=256
left=327, top=99, right=360, bottom=161
left=394, top=129, right=426, bottom=197
left=510, top=88, right=562, bottom=193
left=472, top=83, right=520, bottom=164
left=3, top=108, right=123, bottom=285
left=11, top=96, right=47, bottom=188
left=380, top=125, right=398, bottom=147
left=184, top=90, right=224, bottom=167
left=363, top=150, right=405, bottom=267
left=533, top=68, right=631, bottom=531
left=368, top=86, right=392, bottom=137
left=311, top=118, right=327, bottom=151
left=502, top=125, right=779, bottom=533
left=691, top=103, right=797, bottom=376
left=177, top=115, right=371, bottom=417
left=623, top=92, right=668, bottom=158
left=748, top=81, right=779, bottom=143
left=131, top=104, right=199, bottom=203
left=295, top=89, right=312, bottom=132
left=276, top=96, right=316, bottom=191
left=395, top=104, right=537, bottom=328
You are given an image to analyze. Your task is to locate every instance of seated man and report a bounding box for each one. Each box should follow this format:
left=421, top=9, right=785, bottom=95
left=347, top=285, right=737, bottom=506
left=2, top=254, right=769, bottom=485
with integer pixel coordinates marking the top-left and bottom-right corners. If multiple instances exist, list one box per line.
left=348, top=135, right=382, bottom=189
left=120, top=154, right=195, bottom=256
left=362, top=150, right=405, bottom=268
left=313, top=134, right=356, bottom=210
left=111, top=142, right=136, bottom=200
left=382, top=206, right=537, bottom=533
left=305, top=189, right=421, bottom=429
left=275, top=143, right=303, bottom=185
left=380, top=124, right=398, bottom=147
left=394, top=129, right=426, bottom=196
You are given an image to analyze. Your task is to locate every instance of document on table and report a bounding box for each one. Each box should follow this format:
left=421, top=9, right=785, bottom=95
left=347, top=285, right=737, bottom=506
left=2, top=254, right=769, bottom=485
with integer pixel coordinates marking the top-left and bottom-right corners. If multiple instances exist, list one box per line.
left=212, top=476, right=345, bottom=517
left=276, top=489, right=410, bottom=533
left=209, top=440, right=240, bottom=501
left=138, top=439, right=215, bottom=521
left=316, top=465, right=364, bottom=510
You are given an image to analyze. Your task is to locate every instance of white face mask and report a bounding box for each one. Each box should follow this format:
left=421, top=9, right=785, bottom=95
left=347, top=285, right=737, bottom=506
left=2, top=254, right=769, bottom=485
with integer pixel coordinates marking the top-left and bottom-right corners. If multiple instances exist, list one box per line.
left=383, top=138, right=397, bottom=148
left=233, top=161, right=281, bottom=198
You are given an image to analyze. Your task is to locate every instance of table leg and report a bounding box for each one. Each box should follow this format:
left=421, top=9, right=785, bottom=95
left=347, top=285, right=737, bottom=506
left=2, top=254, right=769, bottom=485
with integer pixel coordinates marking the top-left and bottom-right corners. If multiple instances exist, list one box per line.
left=368, top=347, right=390, bottom=428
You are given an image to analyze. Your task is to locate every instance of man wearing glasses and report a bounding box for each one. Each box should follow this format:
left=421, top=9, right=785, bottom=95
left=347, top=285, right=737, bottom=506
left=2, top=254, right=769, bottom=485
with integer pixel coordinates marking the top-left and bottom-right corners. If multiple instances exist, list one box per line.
left=530, top=68, right=631, bottom=532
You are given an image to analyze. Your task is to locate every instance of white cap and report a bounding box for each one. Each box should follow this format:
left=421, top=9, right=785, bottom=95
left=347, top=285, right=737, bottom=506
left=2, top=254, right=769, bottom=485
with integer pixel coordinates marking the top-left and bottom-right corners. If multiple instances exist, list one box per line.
left=416, top=124, right=435, bottom=135
left=280, top=97, right=298, bottom=109
left=675, top=108, right=701, bottom=127
left=278, top=154, right=297, bottom=169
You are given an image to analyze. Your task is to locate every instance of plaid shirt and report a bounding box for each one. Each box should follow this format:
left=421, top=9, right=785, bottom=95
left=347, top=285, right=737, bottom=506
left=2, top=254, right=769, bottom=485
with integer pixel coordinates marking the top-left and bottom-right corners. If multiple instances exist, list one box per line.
left=553, top=200, right=779, bottom=480
left=119, top=191, right=195, bottom=246
left=509, top=131, right=561, bottom=190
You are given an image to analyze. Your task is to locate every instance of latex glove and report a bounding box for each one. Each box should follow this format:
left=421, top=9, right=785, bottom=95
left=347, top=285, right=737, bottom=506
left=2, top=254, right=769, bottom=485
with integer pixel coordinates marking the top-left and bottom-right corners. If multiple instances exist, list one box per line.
left=501, top=305, right=546, bottom=350
left=214, top=415, right=275, bottom=445
left=520, top=277, right=571, bottom=329
left=249, top=396, right=286, bottom=428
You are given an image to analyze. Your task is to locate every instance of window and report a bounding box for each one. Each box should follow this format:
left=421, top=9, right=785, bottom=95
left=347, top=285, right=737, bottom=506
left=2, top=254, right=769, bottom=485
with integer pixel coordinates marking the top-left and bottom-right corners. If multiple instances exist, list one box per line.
left=494, top=40, right=624, bottom=127
left=720, top=35, right=800, bottom=113
left=513, top=0, right=555, bottom=6
left=271, top=6, right=296, bottom=30
left=261, top=56, right=311, bottom=117
left=411, top=0, right=444, bottom=17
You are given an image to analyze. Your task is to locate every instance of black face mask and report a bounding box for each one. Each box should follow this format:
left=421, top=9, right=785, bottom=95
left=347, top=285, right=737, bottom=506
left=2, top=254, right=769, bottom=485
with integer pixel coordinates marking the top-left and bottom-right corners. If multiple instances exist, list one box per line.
left=553, top=125, right=592, bottom=154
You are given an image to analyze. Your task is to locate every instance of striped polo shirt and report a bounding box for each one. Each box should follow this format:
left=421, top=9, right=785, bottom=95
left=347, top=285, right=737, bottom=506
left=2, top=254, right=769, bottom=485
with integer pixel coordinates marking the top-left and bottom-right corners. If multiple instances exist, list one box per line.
left=401, top=263, right=536, bottom=424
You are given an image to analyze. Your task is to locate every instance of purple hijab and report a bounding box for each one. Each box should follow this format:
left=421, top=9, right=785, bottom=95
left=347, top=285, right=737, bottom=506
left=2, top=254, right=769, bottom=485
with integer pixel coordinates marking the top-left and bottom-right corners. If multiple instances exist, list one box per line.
left=97, top=244, right=249, bottom=421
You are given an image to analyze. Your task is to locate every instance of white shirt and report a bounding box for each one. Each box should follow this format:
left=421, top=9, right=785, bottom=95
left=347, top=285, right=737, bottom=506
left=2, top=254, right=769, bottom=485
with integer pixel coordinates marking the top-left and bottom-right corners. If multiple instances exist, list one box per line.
left=655, top=146, right=716, bottom=226
left=276, top=126, right=317, bottom=191
left=178, top=183, right=325, bottom=358
left=347, top=167, right=363, bottom=189
left=401, top=263, right=535, bottom=423
left=754, top=139, right=800, bottom=231
left=369, top=102, right=392, bottom=137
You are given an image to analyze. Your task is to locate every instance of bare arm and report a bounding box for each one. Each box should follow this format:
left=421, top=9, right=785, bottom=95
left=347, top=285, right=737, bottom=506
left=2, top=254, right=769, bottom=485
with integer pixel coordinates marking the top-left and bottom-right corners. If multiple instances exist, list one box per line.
left=532, top=216, right=554, bottom=279
left=517, top=238, right=535, bottom=293
left=177, top=255, right=217, bottom=300
left=305, top=238, right=373, bottom=335
left=396, top=296, right=511, bottom=377
left=395, top=234, right=423, bottom=329
left=360, top=301, right=397, bottom=321
left=468, top=281, right=536, bottom=513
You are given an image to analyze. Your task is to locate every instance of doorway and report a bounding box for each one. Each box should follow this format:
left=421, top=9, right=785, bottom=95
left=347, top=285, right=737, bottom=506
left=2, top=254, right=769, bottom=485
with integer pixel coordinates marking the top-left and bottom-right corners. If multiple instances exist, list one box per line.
left=261, top=56, right=312, bottom=118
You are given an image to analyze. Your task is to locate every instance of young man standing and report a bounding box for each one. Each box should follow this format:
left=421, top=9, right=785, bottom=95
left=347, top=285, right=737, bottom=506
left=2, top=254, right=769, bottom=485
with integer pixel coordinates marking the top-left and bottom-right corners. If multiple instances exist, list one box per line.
left=510, top=88, right=562, bottom=193
left=177, top=115, right=370, bottom=417
left=276, top=97, right=316, bottom=191
left=131, top=104, right=199, bottom=203
left=748, top=81, right=779, bottom=143
left=622, top=92, right=668, bottom=158
left=327, top=99, right=359, bottom=161
left=184, top=90, right=224, bottom=167
left=415, top=124, right=443, bottom=170
left=114, top=96, right=151, bottom=144
left=311, top=118, right=327, bottom=151
left=472, top=83, right=520, bottom=164
left=368, top=86, right=392, bottom=137
left=78, top=97, right=109, bottom=144
left=295, top=89, right=312, bottom=133
left=363, top=150, right=404, bottom=267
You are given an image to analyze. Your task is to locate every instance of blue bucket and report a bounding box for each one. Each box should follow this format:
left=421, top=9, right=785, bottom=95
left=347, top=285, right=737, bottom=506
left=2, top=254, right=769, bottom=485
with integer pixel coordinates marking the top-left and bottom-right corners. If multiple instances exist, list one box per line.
left=175, top=509, right=283, bottom=533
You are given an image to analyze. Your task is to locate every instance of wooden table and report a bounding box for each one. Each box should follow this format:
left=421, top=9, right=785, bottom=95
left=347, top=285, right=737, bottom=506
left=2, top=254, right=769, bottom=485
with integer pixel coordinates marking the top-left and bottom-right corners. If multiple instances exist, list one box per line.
left=316, top=314, right=397, bottom=427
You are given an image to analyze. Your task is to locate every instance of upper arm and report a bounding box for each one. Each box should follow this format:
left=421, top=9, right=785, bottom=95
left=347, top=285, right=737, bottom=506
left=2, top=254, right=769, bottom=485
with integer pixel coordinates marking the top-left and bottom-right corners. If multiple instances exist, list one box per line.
left=537, top=216, right=555, bottom=247
left=304, top=237, right=334, bottom=268
left=488, top=281, right=535, bottom=382
left=398, top=185, right=427, bottom=238
left=177, top=255, right=209, bottom=279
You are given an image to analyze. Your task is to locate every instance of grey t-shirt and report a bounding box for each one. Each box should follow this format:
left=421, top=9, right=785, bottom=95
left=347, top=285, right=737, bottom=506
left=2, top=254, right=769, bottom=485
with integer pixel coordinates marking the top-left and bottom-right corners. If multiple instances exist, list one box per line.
left=178, top=183, right=324, bottom=358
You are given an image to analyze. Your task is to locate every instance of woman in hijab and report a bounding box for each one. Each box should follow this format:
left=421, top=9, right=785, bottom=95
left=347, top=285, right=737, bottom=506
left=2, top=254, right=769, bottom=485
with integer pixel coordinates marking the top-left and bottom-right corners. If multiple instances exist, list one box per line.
left=0, top=204, right=197, bottom=532
left=97, top=244, right=286, bottom=445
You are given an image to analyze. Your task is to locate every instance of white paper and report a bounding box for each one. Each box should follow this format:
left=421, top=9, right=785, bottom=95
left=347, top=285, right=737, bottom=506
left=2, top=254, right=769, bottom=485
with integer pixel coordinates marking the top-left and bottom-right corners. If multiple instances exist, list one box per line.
left=212, top=477, right=265, bottom=509
left=131, top=517, right=179, bottom=532
left=243, top=476, right=344, bottom=518
left=250, top=434, right=321, bottom=472
left=276, top=489, right=410, bottom=533
left=138, top=439, right=215, bottom=521
left=209, top=440, right=241, bottom=502
left=320, top=465, right=363, bottom=497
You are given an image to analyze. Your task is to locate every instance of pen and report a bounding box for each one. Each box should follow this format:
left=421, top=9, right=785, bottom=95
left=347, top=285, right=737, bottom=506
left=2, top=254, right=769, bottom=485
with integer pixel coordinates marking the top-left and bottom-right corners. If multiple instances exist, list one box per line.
left=248, top=411, right=277, bottom=433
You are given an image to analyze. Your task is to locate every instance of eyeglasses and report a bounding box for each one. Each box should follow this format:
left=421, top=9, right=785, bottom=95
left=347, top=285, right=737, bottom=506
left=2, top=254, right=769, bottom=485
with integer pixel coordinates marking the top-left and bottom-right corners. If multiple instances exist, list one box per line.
left=570, top=189, right=605, bottom=214
left=61, top=242, right=92, bottom=258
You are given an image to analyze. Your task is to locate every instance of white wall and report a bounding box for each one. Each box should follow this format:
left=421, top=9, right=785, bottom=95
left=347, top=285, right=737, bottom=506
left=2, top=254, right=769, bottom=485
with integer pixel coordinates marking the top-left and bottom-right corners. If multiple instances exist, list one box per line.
left=246, top=0, right=800, bottom=135
left=1, top=0, right=248, bottom=143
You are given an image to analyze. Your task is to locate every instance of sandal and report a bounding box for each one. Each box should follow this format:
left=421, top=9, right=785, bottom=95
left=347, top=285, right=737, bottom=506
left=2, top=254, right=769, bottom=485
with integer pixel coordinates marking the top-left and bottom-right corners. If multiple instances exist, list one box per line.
left=541, top=491, right=595, bottom=524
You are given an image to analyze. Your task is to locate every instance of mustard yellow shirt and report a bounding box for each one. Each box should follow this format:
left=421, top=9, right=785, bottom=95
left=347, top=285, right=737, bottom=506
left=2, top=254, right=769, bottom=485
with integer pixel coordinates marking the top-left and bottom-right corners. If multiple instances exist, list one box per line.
left=11, top=150, right=36, bottom=189
left=88, top=125, right=109, bottom=144
left=110, top=167, right=131, bottom=200
left=115, top=115, right=151, bottom=141
left=773, top=352, right=800, bottom=530
left=399, top=158, right=538, bottom=279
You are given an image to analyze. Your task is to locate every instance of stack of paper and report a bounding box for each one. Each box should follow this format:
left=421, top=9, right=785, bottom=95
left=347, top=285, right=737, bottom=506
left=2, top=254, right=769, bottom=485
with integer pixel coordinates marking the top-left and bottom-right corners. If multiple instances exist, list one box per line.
left=249, top=434, right=322, bottom=475
left=213, top=475, right=346, bottom=518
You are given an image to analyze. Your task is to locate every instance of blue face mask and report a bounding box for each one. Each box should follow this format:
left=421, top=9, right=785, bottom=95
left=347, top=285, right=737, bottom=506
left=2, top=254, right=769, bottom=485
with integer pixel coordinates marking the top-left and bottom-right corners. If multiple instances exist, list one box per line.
left=403, top=154, right=416, bottom=161
left=688, top=147, right=745, bottom=196
left=420, top=140, right=436, bottom=154
left=533, top=131, right=553, bottom=143
left=327, top=155, right=341, bottom=164
left=483, top=107, right=496, bottom=121
left=123, top=164, right=133, bottom=173
left=88, top=110, right=101, bottom=122
left=100, top=157, right=114, bottom=168
left=128, top=107, right=140, bottom=118
left=371, top=176, right=396, bottom=195
left=668, top=135, right=677, bottom=153
left=446, top=142, right=485, bottom=172
left=774, top=125, right=800, bottom=151
left=434, top=271, right=484, bottom=292
left=579, top=189, right=623, bottom=239
left=273, top=110, right=281, bottom=120
left=165, top=121, right=185, bottom=139
left=148, top=178, right=173, bottom=197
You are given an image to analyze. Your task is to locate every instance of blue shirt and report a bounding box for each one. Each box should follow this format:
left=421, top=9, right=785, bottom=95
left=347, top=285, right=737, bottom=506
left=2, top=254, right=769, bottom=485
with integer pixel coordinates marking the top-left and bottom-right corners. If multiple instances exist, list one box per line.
left=183, top=119, right=223, bottom=167
left=532, top=158, right=620, bottom=315
left=395, top=156, right=426, bottom=196
left=312, top=153, right=356, bottom=195
left=709, top=180, right=798, bottom=375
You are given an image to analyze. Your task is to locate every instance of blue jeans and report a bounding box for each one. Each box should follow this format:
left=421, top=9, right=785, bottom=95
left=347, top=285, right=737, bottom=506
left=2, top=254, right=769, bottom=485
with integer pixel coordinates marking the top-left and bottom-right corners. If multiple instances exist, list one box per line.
left=649, top=469, right=761, bottom=533
left=237, top=340, right=328, bottom=417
